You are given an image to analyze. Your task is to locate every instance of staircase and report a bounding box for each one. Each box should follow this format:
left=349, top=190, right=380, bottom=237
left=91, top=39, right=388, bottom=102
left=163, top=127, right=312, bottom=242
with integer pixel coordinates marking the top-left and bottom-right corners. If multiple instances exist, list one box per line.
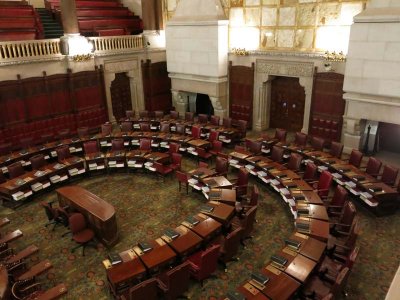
left=36, top=8, right=64, bottom=39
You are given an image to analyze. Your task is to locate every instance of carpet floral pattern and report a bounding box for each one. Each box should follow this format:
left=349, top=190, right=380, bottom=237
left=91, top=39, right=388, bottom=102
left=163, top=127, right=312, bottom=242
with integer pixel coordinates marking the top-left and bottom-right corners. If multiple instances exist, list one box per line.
left=1, top=159, right=399, bottom=300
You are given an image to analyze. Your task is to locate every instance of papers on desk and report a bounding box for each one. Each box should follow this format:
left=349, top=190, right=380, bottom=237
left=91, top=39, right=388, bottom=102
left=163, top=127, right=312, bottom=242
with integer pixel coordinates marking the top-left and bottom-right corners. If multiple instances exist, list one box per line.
left=12, top=191, right=25, bottom=201
left=145, top=162, right=155, bottom=171
left=100, top=141, right=107, bottom=147
left=1, top=167, right=8, bottom=173
left=334, top=178, right=346, bottom=186
left=170, top=126, right=176, bottom=131
left=54, top=163, right=65, bottom=170
left=160, top=142, right=169, bottom=148
left=131, top=140, right=140, bottom=146
left=345, top=181, right=356, bottom=188
left=60, top=175, right=68, bottom=181
left=188, top=178, right=198, bottom=186
left=245, top=164, right=255, bottom=170
left=68, top=168, right=79, bottom=176
left=50, top=175, right=61, bottom=183
left=15, top=179, right=26, bottom=186
left=270, top=179, right=280, bottom=186
left=318, top=165, right=328, bottom=172
left=50, top=151, right=57, bottom=157
left=108, top=161, right=117, bottom=167
left=24, top=190, right=33, bottom=198
left=261, top=147, right=270, bottom=154
left=31, top=182, right=43, bottom=192
left=179, top=147, right=187, bottom=152
left=69, top=147, right=76, bottom=153
left=332, top=172, right=342, bottom=179
left=133, top=124, right=140, bottom=129
left=360, top=192, right=373, bottom=199
left=348, top=188, right=360, bottom=196
left=202, top=186, right=210, bottom=193
left=89, top=163, right=98, bottom=170
left=279, top=188, right=290, bottom=196
left=257, top=170, right=267, bottom=177
left=43, top=182, right=51, bottom=189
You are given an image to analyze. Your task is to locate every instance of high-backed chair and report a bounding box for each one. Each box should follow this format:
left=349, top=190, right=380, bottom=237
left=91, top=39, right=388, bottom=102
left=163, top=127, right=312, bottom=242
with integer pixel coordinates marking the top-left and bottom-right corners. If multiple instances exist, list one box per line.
left=40, top=201, right=65, bottom=231
left=275, top=128, right=287, bottom=143
left=58, top=129, right=70, bottom=140
left=84, top=141, right=99, bottom=155
left=153, top=162, right=173, bottom=181
left=318, top=246, right=359, bottom=279
left=270, top=146, right=284, bottom=162
left=0, top=170, right=6, bottom=184
left=303, top=162, right=318, bottom=182
left=313, top=171, right=333, bottom=198
left=55, top=145, right=71, bottom=163
left=380, top=165, right=399, bottom=187
left=294, top=132, right=307, bottom=146
left=185, top=112, right=194, bottom=122
left=101, top=123, right=112, bottom=136
left=176, top=124, right=185, bottom=135
left=209, top=140, right=223, bottom=157
left=223, top=117, right=232, bottom=128
left=236, top=120, right=247, bottom=142
left=247, top=140, right=262, bottom=155
left=323, top=185, right=348, bottom=214
left=330, top=201, right=356, bottom=236
left=170, top=111, right=179, bottom=120
left=196, top=147, right=212, bottom=162
left=155, top=111, right=164, bottom=119
left=198, top=114, right=208, bottom=124
left=30, top=154, right=46, bottom=170
left=210, top=115, right=220, bottom=126
left=241, top=185, right=259, bottom=207
left=157, top=261, right=191, bottom=300
left=348, top=149, right=363, bottom=168
left=40, top=133, right=54, bottom=144
left=311, top=136, right=325, bottom=151
left=77, top=127, right=89, bottom=138
left=0, top=142, right=12, bottom=156
left=126, top=110, right=135, bottom=119
left=364, top=157, right=382, bottom=178
left=169, top=142, right=179, bottom=154
left=120, top=278, right=159, bottom=300
left=330, top=142, right=344, bottom=159
left=160, top=122, right=170, bottom=133
left=187, top=244, right=220, bottom=286
left=215, top=227, right=244, bottom=272
left=69, top=213, right=95, bottom=256
left=231, top=205, right=257, bottom=246
left=139, top=110, right=149, bottom=118
left=191, top=126, right=201, bottom=139
left=140, top=139, right=151, bottom=151
left=231, top=168, right=249, bottom=197
left=121, top=121, right=133, bottom=133
left=175, top=170, right=189, bottom=194
left=19, top=137, right=34, bottom=150
left=111, top=139, right=125, bottom=151
left=209, top=130, right=219, bottom=143
left=170, top=153, right=182, bottom=171
left=140, top=123, right=151, bottom=132
left=286, top=153, right=303, bottom=172
left=328, top=218, right=359, bottom=258
left=8, top=162, right=24, bottom=179
left=215, top=156, right=228, bottom=176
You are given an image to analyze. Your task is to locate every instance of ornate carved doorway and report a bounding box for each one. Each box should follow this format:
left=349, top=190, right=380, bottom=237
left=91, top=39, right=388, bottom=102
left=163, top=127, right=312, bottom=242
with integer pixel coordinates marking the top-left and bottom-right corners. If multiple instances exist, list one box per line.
left=110, top=72, right=132, bottom=121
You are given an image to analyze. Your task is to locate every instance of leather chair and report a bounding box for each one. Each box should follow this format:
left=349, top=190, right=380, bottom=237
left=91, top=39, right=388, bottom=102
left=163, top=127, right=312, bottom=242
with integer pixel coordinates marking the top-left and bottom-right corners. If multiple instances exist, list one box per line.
left=157, top=261, right=191, bottom=300
left=231, top=168, right=249, bottom=197
left=348, top=149, right=363, bottom=168
left=380, top=165, right=399, bottom=186
left=120, top=278, right=159, bottom=300
left=198, top=114, right=208, bottom=124
left=140, top=123, right=151, bottom=132
left=330, top=142, right=343, bottom=159
left=247, top=140, right=262, bottom=155
left=215, top=227, right=244, bottom=272
left=111, top=139, right=124, bottom=151
left=222, top=117, right=232, bottom=128
left=121, top=121, right=133, bottom=133
left=270, top=145, right=284, bottom=162
left=185, top=112, right=194, bottom=122
left=197, top=147, right=212, bottom=162
left=318, top=246, right=359, bottom=279
left=155, top=111, right=164, bottom=119
left=58, top=129, right=70, bottom=140
left=40, top=201, right=66, bottom=231
left=139, top=110, right=149, bottom=118
left=170, top=153, right=182, bottom=171
left=56, top=145, right=71, bottom=162
left=160, top=122, right=170, bottom=133
left=241, top=185, right=259, bottom=207
left=236, top=120, right=247, bottom=142
left=198, top=161, right=209, bottom=168
left=327, top=218, right=359, bottom=258
left=187, top=244, right=220, bottom=286
left=176, top=124, right=185, bottom=135
left=323, top=185, right=348, bottom=215
left=8, top=162, right=24, bottom=179
left=275, top=128, right=287, bottom=143
left=330, top=201, right=356, bottom=237
left=208, top=130, right=219, bottom=143
left=294, top=132, right=307, bottom=146
left=286, top=153, right=303, bottom=172
left=19, top=137, right=34, bottom=150
left=311, top=136, right=325, bottom=151
left=210, top=115, right=220, bottom=126
left=126, top=110, right=135, bottom=119
left=40, top=133, right=54, bottom=144
left=77, top=127, right=89, bottom=138
left=101, top=123, right=112, bottom=136
left=169, top=142, right=179, bottom=154
left=209, top=140, right=223, bottom=157
left=153, top=162, right=173, bottom=181
left=30, top=154, right=46, bottom=170
left=69, top=213, right=95, bottom=256
left=175, top=170, right=189, bottom=194
left=191, top=126, right=201, bottom=139
left=84, top=141, right=99, bottom=155
left=231, top=205, right=257, bottom=246
left=303, top=162, right=318, bottom=182
left=215, top=156, right=228, bottom=176
left=364, top=157, right=382, bottom=178
left=140, top=139, right=151, bottom=151
left=170, top=111, right=179, bottom=120
left=313, top=171, right=333, bottom=198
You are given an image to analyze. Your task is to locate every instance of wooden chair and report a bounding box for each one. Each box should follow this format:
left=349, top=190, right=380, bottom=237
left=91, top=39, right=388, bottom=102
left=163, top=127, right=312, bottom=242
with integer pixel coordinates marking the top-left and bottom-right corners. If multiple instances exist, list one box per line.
left=294, top=132, right=307, bottom=146
left=329, top=142, right=343, bottom=159
left=187, top=244, right=220, bottom=286
left=120, top=278, right=159, bottom=300
left=348, top=149, right=363, bottom=168
left=157, top=261, right=191, bottom=300
left=175, top=170, right=189, bottom=194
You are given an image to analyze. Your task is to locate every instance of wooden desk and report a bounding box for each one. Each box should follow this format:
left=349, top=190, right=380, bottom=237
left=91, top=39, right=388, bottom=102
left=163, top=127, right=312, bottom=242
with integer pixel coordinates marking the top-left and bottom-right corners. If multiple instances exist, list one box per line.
left=296, top=217, right=329, bottom=242
left=201, top=201, right=235, bottom=225
left=35, top=283, right=68, bottom=300
left=0, top=265, right=9, bottom=300
left=283, top=179, right=313, bottom=192
left=17, top=259, right=53, bottom=281
left=161, top=225, right=202, bottom=257
left=6, top=244, right=39, bottom=264
left=57, top=186, right=118, bottom=247
left=188, top=139, right=211, bottom=148
left=259, top=264, right=301, bottom=300
left=209, top=188, right=236, bottom=205
left=271, top=169, right=301, bottom=181
left=246, top=156, right=272, bottom=165
left=188, top=167, right=216, bottom=179
left=237, top=282, right=270, bottom=300
left=133, top=239, right=176, bottom=272
left=291, top=191, right=323, bottom=205
left=229, top=151, right=252, bottom=160
left=145, top=152, right=170, bottom=164
left=257, top=161, right=286, bottom=171
left=183, top=213, right=222, bottom=240
left=288, top=232, right=326, bottom=262
left=296, top=203, right=329, bottom=221
left=202, top=176, right=232, bottom=189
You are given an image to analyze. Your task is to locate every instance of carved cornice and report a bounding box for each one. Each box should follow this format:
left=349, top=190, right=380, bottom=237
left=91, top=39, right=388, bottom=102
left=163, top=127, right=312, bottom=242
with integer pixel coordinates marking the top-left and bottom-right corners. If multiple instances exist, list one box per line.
left=256, top=59, right=314, bottom=78
left=104, top=59, right=138, bottom=73
left=230, top=50, right=325, bottom=60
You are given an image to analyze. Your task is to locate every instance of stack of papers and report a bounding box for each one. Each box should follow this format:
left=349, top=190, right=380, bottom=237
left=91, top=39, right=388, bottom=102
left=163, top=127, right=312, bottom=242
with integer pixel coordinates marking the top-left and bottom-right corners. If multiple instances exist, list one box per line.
left=31, top=182, right=43, bottom=192
left=12, top=191, right=25, bottom=201
left=68, top=168, right=79, bottom=176
left=89, top=163, right=98, bottom=170
left=50, top=175, right=61, bottom=183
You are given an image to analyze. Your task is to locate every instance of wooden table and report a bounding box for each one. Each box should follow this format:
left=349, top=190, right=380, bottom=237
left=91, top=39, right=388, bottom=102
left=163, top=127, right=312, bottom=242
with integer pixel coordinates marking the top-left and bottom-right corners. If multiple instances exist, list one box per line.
left=201, top=201, right=235, bottom=225
left=57, top=186, right=118, bottom=247
left=188, top=139, right=211, bottom=148
left=188, top=167, right=216, bottom=179
left=183, top=213, right=222, bottom=240
left=161, top=225, right=202, bottom=257
left=229, top=151, right=252, bottom=160
left=209, top=188, right=237, bottom=205
left=202, top=176, right=233, bottom=189
left=144, top=152, right=170, bottom=164
left=296, top=203, right=329, bottom=221
left=291, top=191, right=323, bottom=205
left=271, top=169, right=301, bottom=181
left=246, top=155, right=272, bottom=165
left=288, top=232, right=326, bottom=262
left=257, top=161, right=286, bottom=171
left=133, top=239, right=176, bottom=272
left=295, top=217, right=329, bottom=242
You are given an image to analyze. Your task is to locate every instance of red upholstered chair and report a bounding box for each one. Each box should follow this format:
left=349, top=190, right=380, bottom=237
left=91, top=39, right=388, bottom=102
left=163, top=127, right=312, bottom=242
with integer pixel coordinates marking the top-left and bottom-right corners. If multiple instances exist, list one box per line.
left=170, top=111, right=179, bottom=120
left=120, top=278, right=159, bottom=300
left=139, top=110, right=149, bottom=118
left=313, top=171, right=333, bottom=198
left=330, top=201, right=356, bottom=236
left=231, top=168, right=249, bottom=197
left=303, top=162, right=318, bottom=182
left=176, top=124, right=185, bottom=135
left=208, top=130, right=219, bottom=143
left=214, top=227, right=244, bottom=272
left=285, top=153, right=303, bottom=172
left=270, top=145, right=284, bottom=162
left=187, top=244, right=221, bottom=286
left=155, top=111, right=164, bottom=119
left=101, top=123, right=112, bottom=136
left=19, top=137, right=34, bottom=150
left=191, top=126, right=201, bottom=139
left=327, top=218, right=359, bottom=258
left=69, top=213, right=95, bottom=256
left=241, top=185, right=259, bottom=207
left=30, top=154, right=46, bottom=170
left=153, top=162, right=173, bottom=181
left=56, top=145, right=71, bottom=162
left=197, top=147, right=212, bottom=162
left=330, top=142, right=344, bottom=159
left=170, top=153, right=182, bottom=171
left=140, top=123, right=151, bottom=132
left=77, top=127, right=89, bottom=138
left=236, top=120, right=247, bottom=142
left=222, top=117, right=232, bottom=128
left=111, top=139, right=124, bottom=151
left=294, top=132, right=307, bottom=146
left=311, top=136, right=325, bottom=151
left=157, top=261, right=191, bottom=300
left=8, top=162, right=24, bottom=179
left=215, top=156, right=228, bottom=176
left=84, top=141, right=99, bottom=155
left=185, top=112, right=194, bottom=122
left=318, top=246, right=359, bottom=280
left=275, top=128, right=287, bottom=143
left=380, top=165, right=399, bottom=187
left=58, top=129, right=70, bottom=140
left=175, top=170, right=189, bottom=194
left=364, top=157, right=382, bottom=178
left=198, top=161, right=209, bottom=168
left=348, top=149, right=363, bottom=168
left=209, top=140, right=223, bottom=157
left=140, top=139, right=151, bottom=151
left=121, top=121, right=133, bottom=133
left=198, top=114, right=208, bottom=124
left=210, top=115, right=220, bottom=126
left=0, top=142, right=12, bottom=156
left=160, top=122, right=170, bottom=133
left=247, top=140, right=262, bottom=155
left=126, top=110, right=135, bottom=119
left=323, top=185, right=348, bottom=214
left=168, top=142, right=179, bottom=154
left=40, top=133, right=54, bottom=144
left=232, top=205, right=257, bottom=245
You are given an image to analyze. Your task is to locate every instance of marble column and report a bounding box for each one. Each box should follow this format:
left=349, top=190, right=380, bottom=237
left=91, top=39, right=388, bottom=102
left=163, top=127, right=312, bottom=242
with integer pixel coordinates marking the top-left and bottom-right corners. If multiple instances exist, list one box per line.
left=342, top=116, right=362, bottom=153
left=172, top=90, right=187, bottom=116
left=104, top=72, right=116, bottom=123
left=299, top=77, right=313, bottom=134
left=210, top=96, right=227, bottom=119
left=60, top=0, right=79, bottom=34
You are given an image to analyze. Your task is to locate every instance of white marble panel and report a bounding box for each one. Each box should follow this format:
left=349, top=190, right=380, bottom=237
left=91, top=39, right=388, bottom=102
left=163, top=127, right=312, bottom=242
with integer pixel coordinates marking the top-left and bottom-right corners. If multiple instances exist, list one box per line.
left=318, top=3, right=341, bottom=26
left=340, top=2, right=364, bottom=25
left=261, top=30, right=276, bottom=48
left=344, top=59, right=364, bottom=78
left=262, top=0, right=278, bottom=4
left=343, top=77, right=380, bottom=95
left=245, top=8, right=261, bottom=26
left=347, top=41, right=385, bottom=60
left=349, top=23, right=369, bottom=42
left=279, top=7, right=296, bottom=26
left=277, top=29, right=294, bottom=48
left=297, top=4, right=317, bottom=26
left=295, top=29, right=314, bottom=49
left=369, top=23, right=400, bottom=42
left=262, top=7, right=277, bottom=26
left=230, top=8, right=245, bottom=26
left=363, top=61, right=400, bottom=80
left=245, top=0, right=260, bottom=5
left=299, top=0, right=316, bottom=3
left=167, top=0, right=177, bottom=11
left=379, top=79, right=400, bottom=96
left=384, top=42, right=400, bottom=62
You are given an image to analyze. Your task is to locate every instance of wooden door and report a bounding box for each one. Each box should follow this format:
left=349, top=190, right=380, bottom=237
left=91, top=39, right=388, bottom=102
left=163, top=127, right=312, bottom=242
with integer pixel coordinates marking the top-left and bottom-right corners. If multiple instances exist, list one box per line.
left=270, top=77, right=305, bottom=131
left=110, top=73, right=132, bottom=121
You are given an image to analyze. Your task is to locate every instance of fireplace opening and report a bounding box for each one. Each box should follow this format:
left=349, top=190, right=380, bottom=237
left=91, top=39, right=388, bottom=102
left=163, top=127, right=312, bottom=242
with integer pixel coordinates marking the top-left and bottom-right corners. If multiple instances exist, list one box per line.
left=196, top=93, right=214, bottom=116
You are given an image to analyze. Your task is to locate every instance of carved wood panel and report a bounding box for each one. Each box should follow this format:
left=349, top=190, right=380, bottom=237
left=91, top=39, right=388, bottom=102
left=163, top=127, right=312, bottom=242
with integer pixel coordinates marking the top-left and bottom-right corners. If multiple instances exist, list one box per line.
left=110, top=72, right=132, bottom=121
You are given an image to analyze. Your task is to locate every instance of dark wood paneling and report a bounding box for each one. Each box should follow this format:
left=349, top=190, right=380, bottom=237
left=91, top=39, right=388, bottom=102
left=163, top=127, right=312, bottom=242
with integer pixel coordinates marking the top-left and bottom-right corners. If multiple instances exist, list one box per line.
left=141, top=60, right=172, bottom=112
left=270, top=76, right=305, bottom=132
left=378, top=123, right=400, bottom=152
left=229, top=62, right=254, bottom=128
left=111, top=72, right=132, bottom=121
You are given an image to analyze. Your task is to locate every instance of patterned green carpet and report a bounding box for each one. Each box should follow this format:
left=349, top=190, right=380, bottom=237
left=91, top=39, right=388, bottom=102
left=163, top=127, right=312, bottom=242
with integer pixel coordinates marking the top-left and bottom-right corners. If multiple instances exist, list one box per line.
left=1, top=157, right=399, bottom=300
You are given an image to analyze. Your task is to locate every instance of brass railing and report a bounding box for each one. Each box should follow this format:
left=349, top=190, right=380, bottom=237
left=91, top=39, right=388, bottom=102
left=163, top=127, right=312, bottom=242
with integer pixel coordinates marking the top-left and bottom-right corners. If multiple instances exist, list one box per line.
left=89, top=35, right=144, bottom=54
left=0, top=39, right=62, bottom=62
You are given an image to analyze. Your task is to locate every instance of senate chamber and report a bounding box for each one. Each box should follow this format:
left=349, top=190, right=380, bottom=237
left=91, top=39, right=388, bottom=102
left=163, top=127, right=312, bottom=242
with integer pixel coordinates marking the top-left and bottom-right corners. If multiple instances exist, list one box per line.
left=0, top=0, right=399, bottom=299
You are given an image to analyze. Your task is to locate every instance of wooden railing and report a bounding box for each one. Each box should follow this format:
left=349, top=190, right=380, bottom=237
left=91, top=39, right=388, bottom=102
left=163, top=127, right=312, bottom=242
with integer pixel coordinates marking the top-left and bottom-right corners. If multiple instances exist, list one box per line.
left=89, top=35, right=144, bottom=54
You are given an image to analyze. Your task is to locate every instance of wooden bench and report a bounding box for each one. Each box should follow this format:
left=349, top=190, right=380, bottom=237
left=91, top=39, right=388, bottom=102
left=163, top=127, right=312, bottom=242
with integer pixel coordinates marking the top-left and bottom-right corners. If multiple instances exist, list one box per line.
left=96, top=27, right=127, bottom=36
left=0, top=30, right=37, bottom=41
left=35, top=283, right=68, bottom=300
left=0, top=7, right=36, bottom=17
left=0, top=17, right=37, bottom=29
left=78, top=17, right=142, bottom=35
left=77, top=8, right=133, bottom=17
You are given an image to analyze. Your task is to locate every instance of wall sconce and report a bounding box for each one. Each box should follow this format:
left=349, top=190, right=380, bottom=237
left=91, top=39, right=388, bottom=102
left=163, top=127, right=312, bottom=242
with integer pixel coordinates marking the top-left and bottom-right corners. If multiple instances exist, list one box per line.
left=60, top=34, right=94, bottom=61
left=232, top=48, right=248, bottom=56
left=324, top=51, right=346, bottom=62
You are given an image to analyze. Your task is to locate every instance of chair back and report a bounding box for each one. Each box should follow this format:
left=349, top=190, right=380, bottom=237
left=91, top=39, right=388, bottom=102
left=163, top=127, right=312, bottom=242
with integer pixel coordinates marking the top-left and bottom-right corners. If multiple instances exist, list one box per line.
left=211, top=140, right=222, bottom=153
left=58, top=129, right=70, bottom=140
left=210, top=115, right=220, bottom=126
left=270, top=146, right=284, bottom=162
left=237, top=168, right=249, bottom=187
left=198, top=161, right=209, bottom=168
left=139, top=110, right=149, bottom=118
left=275, top=128, right=287, bottom=143
left=365, top=157, right=382, bottom=177
left=234, top=145, right=246, bottom=153
left=331, top=267, right=350, bottom=297
left=155, top=111, right=164, bottom=119
left=112, top=139, right=124, bottom=151
left=303, top=162, right=317, bottom=182
left=185, top=112, right=194, bottom=122
left=317, top=171, right=333, bottom=197
left=287, top=153, right=302, bottom=171
left=56, top=145, right=71, bottom=162
left=221, top=227, right=244, bottom=262
left=215, top=156, right=228, bottom=176
left=84, top=141, right=99, bottom=155
left=126, top=110, right=135, bottom=118
left=170, top=111, right=179, bottom=119
left=41, top=133, right=54, bottom=144
left=169, top=142, right=179, bottom=154
left=30, top=154, right=46, bottom=170
left=123, top=278, right=159, bottom=300
left=8, top=162, right=24, bottom=179
left=163, top=261, right=191, bottom=299
left=343, top=217, right=360, bottom=249
left=339, top=202, right=356, bottom=230
left=381, top=165, right=399, bottom=186
left=140, top=139, right=151, bottom=151
left=248, top=140, right=262, bottom=155
left=171, top=153, right=182, bottom=169
left=294, top=132, right=307, bottom=146
left=0, top=142, right=12, bottom=156
left=77, top=127, right=89, bottom=138
left=194, top=244, right=221, bottom=281
left=346, top=246, right=359, bottom=270
left=191, top=126, right=201, bottom=139
left=121, top=121, right=133, bottom=133
left=140, top=123, right=151, bottom=132
left=160, top=123, right=170, bottom=133
left=249, top=185, right=259, bottom=206
left=330, top=186, right=348, bottom=208
left=175, top=170, right=188, bottom=184
left=20, top=137, right=34, bottom=149
left=69, top=213, right=87, bottom=234
left=40, top=201, right=57, bottom=221
left=330, top=142, right=343, bottom=158
left=311, top=136, right=324, bottom=151
left=176, top=124, right=185, bottom=135
left=154, top=162, right=164, bottom=174
left=237, top=120, right=247, bottom=138
left=222, top=117, right=232, bottom=128
left=209, top=130, right=219, bottom=143
left=242, top=205, right=257, bottom=238
left=198, top=114, right=208, bottom=123
left=349, top=149, right=363, bottom=168
left=196, top=147, right=209, bottom=159
left=101, top=123, right=112, bottom=136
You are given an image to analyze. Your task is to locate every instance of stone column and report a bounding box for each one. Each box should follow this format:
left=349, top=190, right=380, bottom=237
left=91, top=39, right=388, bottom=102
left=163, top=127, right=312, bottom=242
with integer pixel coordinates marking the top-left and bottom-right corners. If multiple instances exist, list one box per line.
left=210, top=96, right=227, bottom=119
left=172, top=90, right=187, bottom=115
left=103, top=72, right=116, bottom=123
left=342, top=116, right=362, bottom=153
left=60, top=0, right=79, bottom=34
left=141, top=0, right=163, bottom=30
left=299, top=77, right=313, bottom=134
left=127, top=71, right=142, bottom=115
